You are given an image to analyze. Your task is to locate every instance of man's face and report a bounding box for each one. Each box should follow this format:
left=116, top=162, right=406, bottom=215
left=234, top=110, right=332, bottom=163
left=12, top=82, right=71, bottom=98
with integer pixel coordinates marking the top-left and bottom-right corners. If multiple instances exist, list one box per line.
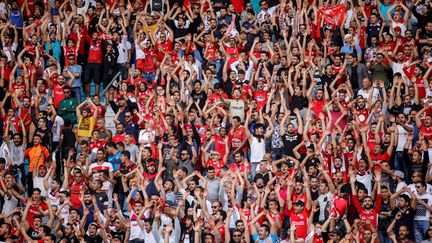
left=258, top=227, right=268, bottom=239
left=33, top=218, right=42, bottom=227
left=180, top=150, right=189, bottom=161
left=416, top=183, right=426, bottom=194
left=33, top=136, right=41, bottom=145
left=13, top=135, right=22, bottom=146
left=116, top=125, right=124, bottom=134
left=148, top=164, right=156, bottom=173
left=319, top=183, right=328, bottom=194
left=363, top=197, right=373, bottom=209
left=63, top=89, right=71, bottom=98
left=399, top=226, right=409, bottom=239
left=287, top=124, right=295, bottom=134
left=97, top=151, right=105, bottom=161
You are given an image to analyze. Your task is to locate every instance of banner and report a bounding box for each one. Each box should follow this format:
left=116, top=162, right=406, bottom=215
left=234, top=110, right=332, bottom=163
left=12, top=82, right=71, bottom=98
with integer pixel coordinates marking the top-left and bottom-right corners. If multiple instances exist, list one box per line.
left=316, top=4, right=347, bottom=39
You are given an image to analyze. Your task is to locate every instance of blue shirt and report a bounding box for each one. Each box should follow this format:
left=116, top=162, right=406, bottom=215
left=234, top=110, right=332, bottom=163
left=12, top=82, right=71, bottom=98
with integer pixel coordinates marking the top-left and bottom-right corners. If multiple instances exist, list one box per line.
left=252, top=232, right=278, bottom=243
left=379, top=3, right=394, bottom=26
left=9, top=9, right=23, bottom=28
left=45, top=40, right=62, bottom=64
left=66, top=64, right=83, bottom=87
left=341, top=44, right=362, bottom=56
left=108, top=151, right=122, bottom=171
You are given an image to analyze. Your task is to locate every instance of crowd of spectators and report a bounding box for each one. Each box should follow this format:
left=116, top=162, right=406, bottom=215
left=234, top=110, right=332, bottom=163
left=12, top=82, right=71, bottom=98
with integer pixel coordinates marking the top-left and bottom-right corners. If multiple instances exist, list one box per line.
left=0, top=0, right=431, bottom=242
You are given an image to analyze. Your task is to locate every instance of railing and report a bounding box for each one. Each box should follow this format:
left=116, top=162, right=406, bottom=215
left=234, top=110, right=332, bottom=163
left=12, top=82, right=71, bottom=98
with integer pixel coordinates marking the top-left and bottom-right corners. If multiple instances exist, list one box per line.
left=100, top=71, right=122, bottom=97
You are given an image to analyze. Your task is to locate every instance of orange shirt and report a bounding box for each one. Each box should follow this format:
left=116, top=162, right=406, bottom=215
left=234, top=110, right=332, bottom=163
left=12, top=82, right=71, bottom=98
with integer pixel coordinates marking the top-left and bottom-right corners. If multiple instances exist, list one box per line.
left=24, top=145, right=50, bottom=172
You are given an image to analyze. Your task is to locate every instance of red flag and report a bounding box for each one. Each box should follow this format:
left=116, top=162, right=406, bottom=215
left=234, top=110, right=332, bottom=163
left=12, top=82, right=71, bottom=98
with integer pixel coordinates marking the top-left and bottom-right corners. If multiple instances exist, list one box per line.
left=316, top=4, right=347, bottom=39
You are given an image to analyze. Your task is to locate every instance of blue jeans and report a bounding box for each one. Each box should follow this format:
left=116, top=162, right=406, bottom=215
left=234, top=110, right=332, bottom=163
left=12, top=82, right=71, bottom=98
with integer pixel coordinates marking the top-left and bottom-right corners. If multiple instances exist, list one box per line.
left=250, top=162, right=259, bottom=180
left=414, top=220, right=429, bottom=243
left=379, top=231, right=392, bottom=243
left=71, top=87, right=82, bottom=103
left=394, top=151, right=409, bottom=183
left=271, top=147, right=285, bottom=161
left=142, top=72, right=155, bottom=84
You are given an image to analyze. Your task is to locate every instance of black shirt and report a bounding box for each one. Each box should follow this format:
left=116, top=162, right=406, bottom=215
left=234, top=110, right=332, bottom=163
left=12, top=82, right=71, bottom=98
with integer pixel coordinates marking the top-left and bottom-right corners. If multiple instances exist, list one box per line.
left=84, top=235, right=103, bottom=243
left=281, top=133, right=302, bottom=157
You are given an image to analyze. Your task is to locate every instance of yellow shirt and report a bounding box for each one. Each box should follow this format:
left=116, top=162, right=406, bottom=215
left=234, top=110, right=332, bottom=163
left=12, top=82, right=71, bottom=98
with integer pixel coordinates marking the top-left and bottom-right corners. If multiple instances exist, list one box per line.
left=77, top=116, right=95, bottom=138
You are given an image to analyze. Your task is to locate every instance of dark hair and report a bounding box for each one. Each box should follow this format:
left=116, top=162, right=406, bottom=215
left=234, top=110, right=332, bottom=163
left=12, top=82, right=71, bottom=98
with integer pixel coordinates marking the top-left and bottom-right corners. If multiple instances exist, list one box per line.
left=33, top=188, right=42, bottom=194
left=41, top=225, right=52, bottom=234
left=121, top=150, right=131, bottom=159
left=46, top=233, right=56, bottom=241
left=105, top=141, right=116, bottom=148
left=143, top=217, right=154, bottom=224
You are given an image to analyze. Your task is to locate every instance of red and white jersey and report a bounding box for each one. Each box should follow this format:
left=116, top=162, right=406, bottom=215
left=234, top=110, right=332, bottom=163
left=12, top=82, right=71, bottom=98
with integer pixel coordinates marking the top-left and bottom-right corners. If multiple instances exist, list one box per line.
left=89, top=162, right=113, bottom=179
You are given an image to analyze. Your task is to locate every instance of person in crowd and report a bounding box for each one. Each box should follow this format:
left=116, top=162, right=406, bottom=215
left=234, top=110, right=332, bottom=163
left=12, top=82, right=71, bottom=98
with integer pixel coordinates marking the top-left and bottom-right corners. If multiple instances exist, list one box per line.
left=0, top=0, right=431, bottom=242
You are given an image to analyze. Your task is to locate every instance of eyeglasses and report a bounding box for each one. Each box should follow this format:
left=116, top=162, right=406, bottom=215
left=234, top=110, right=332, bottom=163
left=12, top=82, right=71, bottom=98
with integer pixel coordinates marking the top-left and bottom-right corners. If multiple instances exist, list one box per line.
left=64, top=91, right=71, bottom=94
left=233, top=234, right=242, bottom=237
left=125, top=115, right=131, bottom=118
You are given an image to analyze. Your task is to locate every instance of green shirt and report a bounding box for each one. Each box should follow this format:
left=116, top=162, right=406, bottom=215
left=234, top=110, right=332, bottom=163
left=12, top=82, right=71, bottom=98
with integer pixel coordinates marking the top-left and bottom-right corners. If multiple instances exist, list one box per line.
left=58, top=98, right=78, bottom=124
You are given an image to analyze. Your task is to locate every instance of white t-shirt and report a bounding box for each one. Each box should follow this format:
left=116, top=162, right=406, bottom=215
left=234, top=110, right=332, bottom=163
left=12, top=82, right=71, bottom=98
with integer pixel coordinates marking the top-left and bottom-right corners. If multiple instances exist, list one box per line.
left=101, top=181, right=114, bottom=208
left=138, top=129, right=155, bottom=146
left=357, top=88, right=380, bottom=104
left=117, top=35, right=132, bottom=64
left=135, top=41, right=146, bottom=60
left=3, top=43, right=18, bottom=62
left=52, top=115, right=65, bottom=142
left=414, top=194, right=432, bottom=221
left=317, top=192, right=334, bottom=221
left=1, top=195, right=18, bottom=214
left=357, top=173, right=373, bottom=196
left=396, top=124, right=412, bottom=151
left=407, top=183, right=432, bottom=195
left=33, top=176, right=51, bottom=197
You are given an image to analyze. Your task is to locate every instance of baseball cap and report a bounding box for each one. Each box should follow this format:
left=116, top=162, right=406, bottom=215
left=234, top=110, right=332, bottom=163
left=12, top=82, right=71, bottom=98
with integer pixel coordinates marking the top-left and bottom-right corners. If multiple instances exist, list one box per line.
left=394, top=170, right=404, bottom=179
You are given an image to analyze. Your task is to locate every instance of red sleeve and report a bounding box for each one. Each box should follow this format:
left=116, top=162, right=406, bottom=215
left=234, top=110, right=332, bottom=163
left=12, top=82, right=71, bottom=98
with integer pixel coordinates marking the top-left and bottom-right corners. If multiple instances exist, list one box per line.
left=42, top=147, right=50, bottom=158
left=24, top=148, right=30, bottom=157
left=402, top=65, right=413, bottom=79
left=352, top=194, right=364, bottom=214
left=374, top=194, right=382, bottom=213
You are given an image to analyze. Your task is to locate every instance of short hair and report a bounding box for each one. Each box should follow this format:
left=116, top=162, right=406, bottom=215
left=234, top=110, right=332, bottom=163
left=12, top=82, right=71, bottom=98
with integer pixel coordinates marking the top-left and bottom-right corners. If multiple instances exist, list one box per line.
left=105, top=141, right=116, bottom=148
left=33, top=188, right=42, bottom=194
left=121, top=150, right=131, bottom=160
left=46, top=234, right=56, bottom=241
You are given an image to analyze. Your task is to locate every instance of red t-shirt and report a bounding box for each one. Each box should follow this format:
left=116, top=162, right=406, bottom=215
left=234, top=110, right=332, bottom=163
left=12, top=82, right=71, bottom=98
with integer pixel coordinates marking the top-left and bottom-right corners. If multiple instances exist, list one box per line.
left=369, top=151, right=391, bottom=171
left=253, top=89, right=268, bottom=109
left=213, top=135, right=227, bottom=159
left=86, top=38, right=103, bottom=64
left=311, top=99, right=326, bottom=117
left=206, top=159, right=225, bottom=176
left=229, top=126, right=247, bottom=151
left=352, top=194, right=382, bottom=229
left=89, top=140, right=106, bottom=153
left=287, top=208, right=310, bottom=240
left=53, top=84, right=65, bottom=108
left=69, top=179, right=88, bottom=209
left=26, top=199, right=48, bottom=228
